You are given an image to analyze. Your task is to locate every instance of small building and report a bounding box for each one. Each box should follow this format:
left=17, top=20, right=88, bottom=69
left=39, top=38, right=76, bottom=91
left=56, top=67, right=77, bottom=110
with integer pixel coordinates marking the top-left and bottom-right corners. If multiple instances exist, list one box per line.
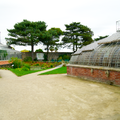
left=67, top=30, right=120, bottom=86
left=0, top=43, right=21, bottom=62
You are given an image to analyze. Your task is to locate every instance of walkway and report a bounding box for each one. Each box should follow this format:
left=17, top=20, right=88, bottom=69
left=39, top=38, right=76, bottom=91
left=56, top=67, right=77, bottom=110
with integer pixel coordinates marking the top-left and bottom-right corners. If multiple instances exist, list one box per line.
left=0, top=67, right=120, bottom=120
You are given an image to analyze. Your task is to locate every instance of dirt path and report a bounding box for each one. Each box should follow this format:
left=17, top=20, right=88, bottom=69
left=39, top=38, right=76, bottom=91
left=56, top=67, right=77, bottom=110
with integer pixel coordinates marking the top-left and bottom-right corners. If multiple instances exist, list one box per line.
left=0, top=69, right=120, bottom=120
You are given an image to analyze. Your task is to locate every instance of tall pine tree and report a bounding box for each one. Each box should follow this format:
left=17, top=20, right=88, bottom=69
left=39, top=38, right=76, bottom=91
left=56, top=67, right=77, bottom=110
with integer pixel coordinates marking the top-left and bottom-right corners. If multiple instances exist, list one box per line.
left=6, top=19, right=47, bottom=60
left=62, top=22, right=94, bottom=52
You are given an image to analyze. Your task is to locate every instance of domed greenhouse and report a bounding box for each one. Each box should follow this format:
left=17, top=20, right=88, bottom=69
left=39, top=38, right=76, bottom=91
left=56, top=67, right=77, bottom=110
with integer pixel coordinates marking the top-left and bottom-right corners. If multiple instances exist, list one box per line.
left=0, top=43, right=21, bottom=60
left=67, top=31, right=120, bottom=86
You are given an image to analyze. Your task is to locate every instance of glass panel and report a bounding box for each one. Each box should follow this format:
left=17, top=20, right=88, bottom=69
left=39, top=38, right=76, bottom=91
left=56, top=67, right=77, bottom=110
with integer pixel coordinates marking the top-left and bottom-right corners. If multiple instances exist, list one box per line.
left=69, top=41, right=120, bottom=68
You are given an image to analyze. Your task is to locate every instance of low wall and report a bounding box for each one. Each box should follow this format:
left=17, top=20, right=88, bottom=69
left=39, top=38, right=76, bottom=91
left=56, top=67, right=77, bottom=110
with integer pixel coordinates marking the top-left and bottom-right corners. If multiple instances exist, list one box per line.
left=22, top=52, right=73, bottom=61
left=67, top=64, right=120, bottom=86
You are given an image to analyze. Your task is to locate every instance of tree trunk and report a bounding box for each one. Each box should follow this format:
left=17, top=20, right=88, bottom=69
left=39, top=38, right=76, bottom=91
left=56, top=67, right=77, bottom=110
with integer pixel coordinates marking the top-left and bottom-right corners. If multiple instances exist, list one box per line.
left=31, top=36, right=34, bottom=61
left=47, top=44, right=49, bottom=61
left=31, top=44, right=34, bottom=61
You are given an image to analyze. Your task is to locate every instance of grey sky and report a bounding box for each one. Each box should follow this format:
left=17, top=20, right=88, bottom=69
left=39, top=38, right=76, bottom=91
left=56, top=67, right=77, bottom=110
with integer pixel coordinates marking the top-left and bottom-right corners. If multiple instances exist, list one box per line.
left=0, top=0, right=120, bottom=51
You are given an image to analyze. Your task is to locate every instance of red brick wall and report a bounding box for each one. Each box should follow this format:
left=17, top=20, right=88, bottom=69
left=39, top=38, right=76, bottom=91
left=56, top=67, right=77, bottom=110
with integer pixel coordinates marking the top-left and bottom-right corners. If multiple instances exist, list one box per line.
left=67, top=66, right=120, bottom=86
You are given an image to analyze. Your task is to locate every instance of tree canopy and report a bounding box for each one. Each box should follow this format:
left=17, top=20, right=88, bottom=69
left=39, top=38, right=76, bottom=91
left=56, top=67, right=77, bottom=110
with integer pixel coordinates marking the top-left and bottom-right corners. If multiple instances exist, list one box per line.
left=40, top=27, right=63, bottom=60
left=62, top=22, right=94, bottom=52
left=5, top=19, right=47, bottom=60
left=41, top=28, right=63, bottom=51
left=35, top=49, right=43, bottom=52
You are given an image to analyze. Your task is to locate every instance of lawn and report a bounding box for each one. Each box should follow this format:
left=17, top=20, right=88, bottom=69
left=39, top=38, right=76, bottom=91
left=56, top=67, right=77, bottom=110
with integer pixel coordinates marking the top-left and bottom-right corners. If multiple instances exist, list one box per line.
left=39, top=66, right=67, bottom=75
left=7, top=59, right=62, bottom=76
left=8, top=68, right=50, bottom=76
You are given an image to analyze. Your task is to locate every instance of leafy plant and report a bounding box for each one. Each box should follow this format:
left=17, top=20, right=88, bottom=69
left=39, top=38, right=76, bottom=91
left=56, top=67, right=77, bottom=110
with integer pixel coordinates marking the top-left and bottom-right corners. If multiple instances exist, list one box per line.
left=23, top=57, right=32, bottom=62
left=34, top=58, right=38, bottom=61
left=22, top=66, right=29, bottom=71
left=57, top=54, right=70, bottom=61
left=49, top=46, right=54, bottom=52
left=23, top=63, right=30, bottom=70
left=9, top=57, right=23, bottom=69
left=35, top=49, right=43, bottom=52
left=33, top=63, right=40, bottom=66
left=43, top=54, right=47, bottom=61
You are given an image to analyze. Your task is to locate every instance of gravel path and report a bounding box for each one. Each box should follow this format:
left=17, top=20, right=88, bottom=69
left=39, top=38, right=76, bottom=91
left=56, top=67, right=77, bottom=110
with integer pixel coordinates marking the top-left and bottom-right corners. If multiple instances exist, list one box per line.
left=0, top=68, right=120, bottom=120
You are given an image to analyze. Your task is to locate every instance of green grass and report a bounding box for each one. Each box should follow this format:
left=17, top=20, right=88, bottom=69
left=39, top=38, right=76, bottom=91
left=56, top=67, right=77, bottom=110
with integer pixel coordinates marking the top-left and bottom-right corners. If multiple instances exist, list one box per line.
left=39, top=66, right=67, bottom=75
left=8, top=68, right=50, bottom=76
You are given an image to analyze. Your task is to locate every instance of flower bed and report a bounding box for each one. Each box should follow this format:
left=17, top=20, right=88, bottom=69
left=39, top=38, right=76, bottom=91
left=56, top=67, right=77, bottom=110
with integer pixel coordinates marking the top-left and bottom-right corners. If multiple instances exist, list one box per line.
left=25, top=61, right=61, bottom=69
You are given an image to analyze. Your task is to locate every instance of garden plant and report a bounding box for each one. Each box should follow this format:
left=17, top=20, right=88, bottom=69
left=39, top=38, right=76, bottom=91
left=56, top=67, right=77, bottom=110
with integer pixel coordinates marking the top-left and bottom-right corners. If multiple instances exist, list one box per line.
left=7, top=57, right=62, bottom=76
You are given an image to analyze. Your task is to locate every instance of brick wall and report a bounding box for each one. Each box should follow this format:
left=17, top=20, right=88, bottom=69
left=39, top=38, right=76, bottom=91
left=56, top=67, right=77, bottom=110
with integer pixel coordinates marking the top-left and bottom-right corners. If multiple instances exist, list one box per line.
left=67, top=64, right=120, bottom=86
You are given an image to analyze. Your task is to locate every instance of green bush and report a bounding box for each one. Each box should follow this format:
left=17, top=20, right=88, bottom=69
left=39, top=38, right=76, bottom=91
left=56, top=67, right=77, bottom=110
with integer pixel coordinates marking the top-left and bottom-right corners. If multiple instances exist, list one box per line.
left=33, top=63, right=40, bottom=66
left=34, top=58, right=38, bottom=61
left=58, top=56, right=62, bottom=61
left=57, top=54, right=70, bottom=61
left=15, top=68, right=22, bottom=71
left=22, top=66, right=29, bottom=71
left=23, top=63, right=30, bottom=70
left=23, top=57, right=32, bottom=62
left=50, top=64, right=53, bottom=68
left=10, top=57, right=23, bottom=69
left=63, top=63, right=66, bottom=67
left=35, top=49, right=43, bottom=52
left=62, top=55, right=70, bottom=60
left=44, top=54, right=47, bottom=61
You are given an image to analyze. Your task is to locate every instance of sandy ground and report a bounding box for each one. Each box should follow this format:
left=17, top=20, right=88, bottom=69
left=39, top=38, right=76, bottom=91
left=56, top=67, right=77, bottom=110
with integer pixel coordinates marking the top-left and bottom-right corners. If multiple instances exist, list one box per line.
left=0, top=69, right=120, bottom=120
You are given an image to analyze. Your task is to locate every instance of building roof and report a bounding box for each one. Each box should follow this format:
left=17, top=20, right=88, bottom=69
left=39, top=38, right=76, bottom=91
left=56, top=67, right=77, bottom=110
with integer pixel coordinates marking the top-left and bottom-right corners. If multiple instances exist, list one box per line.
left=0, top=43, right=20, bottom=53
left=74, top=31, right=120, bottom=55
left=98, top=32, right=120, bottom=44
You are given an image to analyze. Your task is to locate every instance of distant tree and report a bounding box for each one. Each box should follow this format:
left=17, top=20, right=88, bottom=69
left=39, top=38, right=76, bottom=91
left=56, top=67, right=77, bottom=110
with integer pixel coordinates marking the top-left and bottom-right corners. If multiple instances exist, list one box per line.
left=40, top=27, right=63, bottom=60
left=62, top=22, right=94, bottom=52
left=54, top=46, right=58, bottom=52
left=5, top=19, right=47, bottom=61
left=94, top=35, right=109, bottom=41
left=35, top=49, right=43, bottom=52
left=49, top=46, right=54, bottom=52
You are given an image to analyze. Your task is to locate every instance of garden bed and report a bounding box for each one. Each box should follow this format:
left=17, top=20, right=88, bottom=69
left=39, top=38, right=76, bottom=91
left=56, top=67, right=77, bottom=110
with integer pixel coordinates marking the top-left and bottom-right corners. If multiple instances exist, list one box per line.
left=30, top=66, right=42, bottom=70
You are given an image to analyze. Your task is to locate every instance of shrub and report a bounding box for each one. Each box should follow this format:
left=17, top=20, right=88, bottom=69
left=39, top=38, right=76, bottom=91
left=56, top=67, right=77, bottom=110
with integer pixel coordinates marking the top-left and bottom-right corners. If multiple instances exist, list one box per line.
left=35, top=49, right=43, bottom=52
left=23, top=57, right=32, bottom=62
left=9, top=57, right=23, bottom=69
left=57, top=54, right=70, bottom=61
left=33, top=63, right=40, bottom=66
left=44, top=54, right=47, bottom=61
left=63, top=63, right=66, bottom=67
left=50, top=64, right=53, bottom=68
left=62, top=55, right=70, bottom=60
left=23, top=63, right=30, bottom=70
left=22, top=66, right=29, bottom=71
left=34, top=58, right=38, bottom=61
left=58, top=57, right=62, bottom=61
left=15, top=68, right=22, bottom=71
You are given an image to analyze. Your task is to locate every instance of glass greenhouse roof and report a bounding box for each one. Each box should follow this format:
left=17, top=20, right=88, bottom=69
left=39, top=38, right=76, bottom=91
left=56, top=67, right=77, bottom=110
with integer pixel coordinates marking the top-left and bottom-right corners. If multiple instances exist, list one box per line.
left=70, top=32, right=120, bottom=68
left=98, top=32, right=120, bottom=44
left=0, top=43, right=21, bottom=60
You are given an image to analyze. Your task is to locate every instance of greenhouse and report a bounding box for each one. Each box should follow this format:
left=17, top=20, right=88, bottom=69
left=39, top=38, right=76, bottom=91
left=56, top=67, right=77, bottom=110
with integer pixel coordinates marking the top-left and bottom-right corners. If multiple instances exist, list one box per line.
left=0, top=43, right=21, bottom=60
left=70, top=32, right=120, bottom=68
left=67, top=31, right=120, bottom=86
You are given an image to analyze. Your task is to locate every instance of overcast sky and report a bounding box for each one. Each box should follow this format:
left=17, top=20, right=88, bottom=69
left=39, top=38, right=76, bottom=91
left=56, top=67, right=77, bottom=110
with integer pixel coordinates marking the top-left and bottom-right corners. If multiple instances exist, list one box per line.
left=0, top=0, right=120, bottom=52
